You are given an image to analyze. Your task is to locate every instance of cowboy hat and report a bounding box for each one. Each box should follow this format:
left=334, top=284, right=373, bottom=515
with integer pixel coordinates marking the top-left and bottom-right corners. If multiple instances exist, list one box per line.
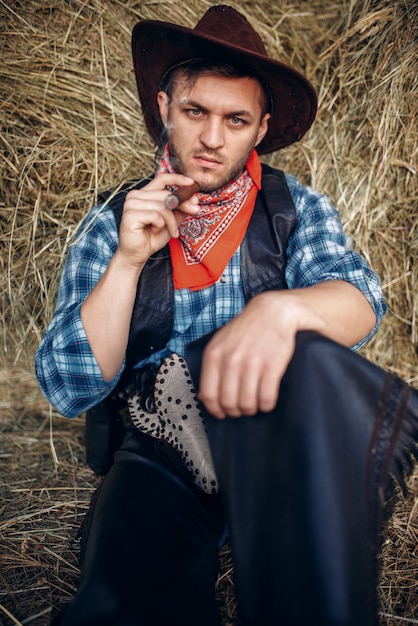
left=132, top=5, right=317, bottom=154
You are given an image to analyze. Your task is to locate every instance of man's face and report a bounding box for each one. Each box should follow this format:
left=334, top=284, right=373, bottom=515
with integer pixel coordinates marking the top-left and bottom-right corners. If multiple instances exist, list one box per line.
left=157, top=73, right=270, bottom=192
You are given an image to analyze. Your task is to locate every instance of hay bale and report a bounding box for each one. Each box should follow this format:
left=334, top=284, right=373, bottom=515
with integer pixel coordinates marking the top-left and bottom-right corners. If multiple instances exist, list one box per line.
left=0, top=1, right=417, bottom=624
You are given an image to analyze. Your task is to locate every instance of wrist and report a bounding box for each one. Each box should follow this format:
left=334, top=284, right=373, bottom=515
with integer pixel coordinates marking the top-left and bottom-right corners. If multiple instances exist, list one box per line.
left=253, top=290, right=326, bottom=336
left=111, top=248, right=146, bottom=279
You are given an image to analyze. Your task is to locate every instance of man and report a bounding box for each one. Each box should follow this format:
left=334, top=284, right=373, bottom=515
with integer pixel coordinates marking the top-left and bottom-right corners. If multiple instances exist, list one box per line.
left=35, top=6, right=416, bottom=626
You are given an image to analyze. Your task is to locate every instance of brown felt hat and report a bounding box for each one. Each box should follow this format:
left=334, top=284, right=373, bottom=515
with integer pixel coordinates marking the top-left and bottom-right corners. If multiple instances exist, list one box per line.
left=132, top=5, right=317, bottom=154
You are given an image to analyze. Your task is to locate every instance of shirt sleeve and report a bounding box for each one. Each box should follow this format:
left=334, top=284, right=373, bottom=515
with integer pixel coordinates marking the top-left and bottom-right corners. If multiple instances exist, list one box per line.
left=35, top=204, right=124, bottom=417
left=284, top=174, right=387, bottom=349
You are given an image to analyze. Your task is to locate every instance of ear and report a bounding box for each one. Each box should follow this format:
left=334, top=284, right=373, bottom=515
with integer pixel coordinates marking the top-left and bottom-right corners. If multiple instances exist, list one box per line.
left=255, top=113, right=270, bottom=148
left=157, top=91, right=169, bottom=127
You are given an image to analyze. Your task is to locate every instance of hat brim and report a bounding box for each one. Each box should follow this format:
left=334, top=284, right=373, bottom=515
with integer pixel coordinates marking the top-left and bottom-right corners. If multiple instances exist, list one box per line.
left=132, top=20, right=317, bottom=154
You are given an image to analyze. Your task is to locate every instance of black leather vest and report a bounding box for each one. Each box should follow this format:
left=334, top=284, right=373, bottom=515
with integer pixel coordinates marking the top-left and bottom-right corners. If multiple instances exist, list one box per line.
left=102, top=164, right=297, bottom=369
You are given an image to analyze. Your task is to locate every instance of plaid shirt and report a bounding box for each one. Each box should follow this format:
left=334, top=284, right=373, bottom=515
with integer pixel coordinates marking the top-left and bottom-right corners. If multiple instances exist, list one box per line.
left=35, top=173, right=387, bottom=417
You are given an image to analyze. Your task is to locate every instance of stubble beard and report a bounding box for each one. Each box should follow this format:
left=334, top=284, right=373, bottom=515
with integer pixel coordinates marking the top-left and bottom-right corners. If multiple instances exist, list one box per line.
left=167, top=139, right=252, bottom=193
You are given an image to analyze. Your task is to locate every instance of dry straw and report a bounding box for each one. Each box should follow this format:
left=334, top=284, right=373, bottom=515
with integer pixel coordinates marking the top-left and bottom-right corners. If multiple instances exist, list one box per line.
left=0, top=0, right=417, bottom=624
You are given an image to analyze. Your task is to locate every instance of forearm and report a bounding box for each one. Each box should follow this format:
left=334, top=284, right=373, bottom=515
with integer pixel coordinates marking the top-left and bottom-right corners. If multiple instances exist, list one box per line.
left=80, top=250, right=144, bottom=381
left=268, top=279, right=377, bottom=348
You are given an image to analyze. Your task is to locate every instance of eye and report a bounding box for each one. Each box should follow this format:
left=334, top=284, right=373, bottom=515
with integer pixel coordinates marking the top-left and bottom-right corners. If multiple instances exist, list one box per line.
left=187, top=108, right=202, bottom=118
left=229, top=116, right=245, bottom=127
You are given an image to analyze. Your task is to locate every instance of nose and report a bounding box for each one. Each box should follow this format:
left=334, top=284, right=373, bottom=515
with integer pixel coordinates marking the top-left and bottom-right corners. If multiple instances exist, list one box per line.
left=199, top=117, right=225, bottom=150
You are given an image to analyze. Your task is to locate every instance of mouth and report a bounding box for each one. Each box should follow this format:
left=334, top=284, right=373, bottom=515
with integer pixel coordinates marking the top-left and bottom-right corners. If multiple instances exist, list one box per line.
left=193, top=154, right=223, bottom=169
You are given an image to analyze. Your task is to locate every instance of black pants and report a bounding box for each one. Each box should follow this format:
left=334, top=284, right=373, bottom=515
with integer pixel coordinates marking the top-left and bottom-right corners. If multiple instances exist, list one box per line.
left=61, top=331, right=418, bottom=626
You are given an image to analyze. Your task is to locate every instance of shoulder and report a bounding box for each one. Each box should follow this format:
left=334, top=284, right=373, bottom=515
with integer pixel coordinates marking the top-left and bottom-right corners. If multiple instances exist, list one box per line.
left=260, top=165, right=336, bottom=219
left=283, top=173, right=321, bottom=201
left=282, top=173, right=340, bottom=221
left=260, top=165, right=325, bottom=206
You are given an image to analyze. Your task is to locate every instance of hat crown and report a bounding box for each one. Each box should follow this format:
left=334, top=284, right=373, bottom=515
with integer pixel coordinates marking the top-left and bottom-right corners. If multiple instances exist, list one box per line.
left=194, top=5, right=267, bottom=57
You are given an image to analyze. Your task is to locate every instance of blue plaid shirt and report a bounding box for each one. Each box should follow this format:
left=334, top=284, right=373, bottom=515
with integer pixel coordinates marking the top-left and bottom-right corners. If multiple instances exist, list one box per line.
left=35, top=173, right=386, bottom=417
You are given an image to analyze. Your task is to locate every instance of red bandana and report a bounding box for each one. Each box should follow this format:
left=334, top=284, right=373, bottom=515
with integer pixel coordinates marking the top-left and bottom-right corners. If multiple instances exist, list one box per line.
left=157, top=145, right=262, bottom=291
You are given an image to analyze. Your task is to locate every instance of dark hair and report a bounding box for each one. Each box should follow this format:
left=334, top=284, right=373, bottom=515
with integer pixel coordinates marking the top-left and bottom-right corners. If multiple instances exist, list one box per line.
left=159, top=58, right=272, bottom=118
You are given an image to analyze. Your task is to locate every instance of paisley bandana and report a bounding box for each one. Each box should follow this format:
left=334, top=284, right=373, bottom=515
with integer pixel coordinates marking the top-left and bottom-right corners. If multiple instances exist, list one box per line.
left=157, top=145, right=262, bottom=291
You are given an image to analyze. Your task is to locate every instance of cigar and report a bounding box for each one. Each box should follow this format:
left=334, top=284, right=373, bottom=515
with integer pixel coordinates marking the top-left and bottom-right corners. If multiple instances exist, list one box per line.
left=165, top=181, right=200, bottom=209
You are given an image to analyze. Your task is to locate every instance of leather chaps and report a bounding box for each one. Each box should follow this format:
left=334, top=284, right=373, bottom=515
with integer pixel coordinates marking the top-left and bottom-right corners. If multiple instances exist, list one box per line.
left=59, top=331, right=418, bottom=626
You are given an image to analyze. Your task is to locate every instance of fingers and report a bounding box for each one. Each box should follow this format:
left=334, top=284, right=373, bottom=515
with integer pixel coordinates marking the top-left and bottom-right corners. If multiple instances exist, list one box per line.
left=123, top=174, right=200, bottom=234
left=123, top=195, right=181, bottom=239
left=147, top=173, right=197, bottom=191
left=198, top=338, right=285, bottom=420
left=197, top=296, right=298, bottom=419
left=118, top=174, right=201, bottom=265
left=127, top=174, right=200, bottom=214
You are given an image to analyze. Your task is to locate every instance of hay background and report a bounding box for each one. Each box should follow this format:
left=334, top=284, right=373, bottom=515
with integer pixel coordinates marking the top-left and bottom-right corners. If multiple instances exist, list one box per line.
left=0, top=0, right=417, bottom=624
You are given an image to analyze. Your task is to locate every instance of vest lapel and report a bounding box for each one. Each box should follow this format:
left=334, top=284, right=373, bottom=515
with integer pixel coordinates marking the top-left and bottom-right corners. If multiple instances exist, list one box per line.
left=240, top=164, right=297, bottom=300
